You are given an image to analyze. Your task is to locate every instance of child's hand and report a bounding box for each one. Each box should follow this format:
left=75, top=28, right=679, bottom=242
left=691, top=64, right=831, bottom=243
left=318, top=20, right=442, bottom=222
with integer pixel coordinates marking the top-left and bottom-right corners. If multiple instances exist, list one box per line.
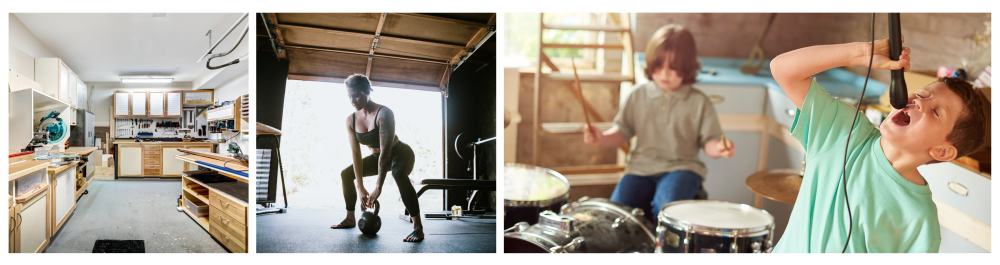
left=863, top=36, right=911, bottom=71
left=583, top=124, right=602, bottom=147
left=717, top=137, right=736, bottom=158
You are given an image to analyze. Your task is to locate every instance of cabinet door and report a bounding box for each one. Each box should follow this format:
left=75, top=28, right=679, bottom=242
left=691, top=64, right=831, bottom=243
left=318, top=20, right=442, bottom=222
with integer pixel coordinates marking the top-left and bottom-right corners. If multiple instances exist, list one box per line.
left=58, top=62, right=70, bottom=102
left=166, top=91, right=183, bottom=117
left=114, top=91, right=131, bottom=117
left=183, top=91, right=214, bottom=104
left=162, top=146, right=186, bottom=176
left=78, top=79, right=87, bottom=110
left=20, top=194, right=48, bottom=253
left=68, top=72, right=78, bottom=108
left=148, top=91, right=165, bottom=117
left=119, top=146, right=143, bottom=176
left=55, top=169, right=75, bottom=227
left=132, top=91, right=147, bottom=117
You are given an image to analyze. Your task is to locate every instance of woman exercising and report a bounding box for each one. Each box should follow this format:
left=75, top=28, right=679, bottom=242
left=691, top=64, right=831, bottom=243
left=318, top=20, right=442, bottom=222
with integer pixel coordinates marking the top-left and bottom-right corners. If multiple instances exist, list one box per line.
left=330, top=74, right=423, bottom=242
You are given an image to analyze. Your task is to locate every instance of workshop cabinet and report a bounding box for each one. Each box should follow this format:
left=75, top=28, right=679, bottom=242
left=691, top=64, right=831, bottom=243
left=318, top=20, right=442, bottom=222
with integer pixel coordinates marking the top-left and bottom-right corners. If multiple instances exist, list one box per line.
left=162, top=145, right=187, bottom=176
left=132, top=91, right=148, bottom=117
left=78, top=78, right=87, bottom=110
left=18, top=192, right=49, bottom=253
left=166, top=91, right=183, bottom=117
left=917, top=162, right=991, bottom=252
left=149, top=91, right=165, bottom=117
left=183, top=90, right=214, bottom=105
left=114, top=91, right=131, bottom=117
left=50, top=166, right=76, bottom=235
left=67, top=71, right=77, bottom=109
left=209, top=190, right=247, bottom=253
left=34, top=58, right=77, bottom=103
left=119, top=146, right=143, bottom=176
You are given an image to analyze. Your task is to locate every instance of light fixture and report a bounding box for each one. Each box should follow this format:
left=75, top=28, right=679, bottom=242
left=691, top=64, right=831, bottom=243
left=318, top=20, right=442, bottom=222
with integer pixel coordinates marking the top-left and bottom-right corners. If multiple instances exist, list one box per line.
left=120, top=75, right=173, bottom=83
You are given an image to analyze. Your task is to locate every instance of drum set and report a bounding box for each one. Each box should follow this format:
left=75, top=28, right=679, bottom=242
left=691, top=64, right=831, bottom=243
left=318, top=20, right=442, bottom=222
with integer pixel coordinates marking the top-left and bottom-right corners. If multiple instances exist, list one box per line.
left=504, top=163, right=802, bottom=253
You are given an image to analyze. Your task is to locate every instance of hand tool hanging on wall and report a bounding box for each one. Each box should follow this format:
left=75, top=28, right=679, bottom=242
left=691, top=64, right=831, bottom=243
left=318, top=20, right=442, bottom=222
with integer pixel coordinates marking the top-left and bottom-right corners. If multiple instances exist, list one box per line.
left=740, top=13, right=778, bottom=75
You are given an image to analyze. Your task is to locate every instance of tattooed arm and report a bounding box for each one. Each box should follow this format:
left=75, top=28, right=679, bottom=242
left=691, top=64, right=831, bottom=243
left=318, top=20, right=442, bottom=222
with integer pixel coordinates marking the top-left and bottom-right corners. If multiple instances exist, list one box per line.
left=366, top=107, right=396, bottom=207
left=347, top=114, right=369, bottom=209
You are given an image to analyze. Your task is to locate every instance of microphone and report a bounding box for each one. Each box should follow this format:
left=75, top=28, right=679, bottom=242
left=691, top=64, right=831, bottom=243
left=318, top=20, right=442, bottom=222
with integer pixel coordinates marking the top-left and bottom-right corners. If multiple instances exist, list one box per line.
left=888, top=13, right=908, bottom=110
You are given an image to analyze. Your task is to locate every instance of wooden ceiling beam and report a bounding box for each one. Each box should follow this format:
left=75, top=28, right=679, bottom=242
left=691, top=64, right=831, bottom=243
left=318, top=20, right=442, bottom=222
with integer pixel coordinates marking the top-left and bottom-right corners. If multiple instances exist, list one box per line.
left=277, top=24, right=465, bottom=50
left=449, top=13, right=495, bottom=67
left=288, top=74, right=441, bottom=92
left=394, top=13, right=488, bottom=29
left=284, top=45, right=448, bottom=65
left=264, top=13, right=288, bottom=59
left=367, top=13, right=387, bottom=77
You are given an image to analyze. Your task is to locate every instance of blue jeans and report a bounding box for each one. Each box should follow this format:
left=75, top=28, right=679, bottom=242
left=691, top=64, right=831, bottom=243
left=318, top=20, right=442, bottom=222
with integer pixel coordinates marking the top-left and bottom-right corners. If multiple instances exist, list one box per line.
left=610, top=170, right=702, bottom=222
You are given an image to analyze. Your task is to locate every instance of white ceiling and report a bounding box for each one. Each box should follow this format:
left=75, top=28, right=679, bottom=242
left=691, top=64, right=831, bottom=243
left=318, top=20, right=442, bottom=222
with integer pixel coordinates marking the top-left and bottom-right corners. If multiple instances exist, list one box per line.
left=15, top=13, right=248, bottom=82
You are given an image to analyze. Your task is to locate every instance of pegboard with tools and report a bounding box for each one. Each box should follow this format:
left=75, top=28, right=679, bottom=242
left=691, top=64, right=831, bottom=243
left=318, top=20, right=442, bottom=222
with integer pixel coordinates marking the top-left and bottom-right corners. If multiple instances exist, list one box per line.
left=114, top=118, right=188, bottom=138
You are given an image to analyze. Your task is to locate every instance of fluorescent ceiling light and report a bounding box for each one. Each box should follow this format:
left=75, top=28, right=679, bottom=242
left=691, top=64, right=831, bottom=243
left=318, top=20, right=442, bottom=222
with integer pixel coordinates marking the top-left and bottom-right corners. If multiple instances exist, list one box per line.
left=121, top=76, right=173, bottom=83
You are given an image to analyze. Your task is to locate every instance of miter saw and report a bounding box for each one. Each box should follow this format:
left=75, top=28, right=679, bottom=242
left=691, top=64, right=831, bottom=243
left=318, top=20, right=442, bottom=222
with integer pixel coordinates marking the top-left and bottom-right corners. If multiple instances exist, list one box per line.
left=26, top=111, right=70, bottom=151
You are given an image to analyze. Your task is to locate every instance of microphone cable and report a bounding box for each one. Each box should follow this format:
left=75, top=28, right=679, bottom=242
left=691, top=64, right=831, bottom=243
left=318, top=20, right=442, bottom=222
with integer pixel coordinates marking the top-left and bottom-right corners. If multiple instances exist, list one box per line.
left=840, top=13, right=875, bottom=253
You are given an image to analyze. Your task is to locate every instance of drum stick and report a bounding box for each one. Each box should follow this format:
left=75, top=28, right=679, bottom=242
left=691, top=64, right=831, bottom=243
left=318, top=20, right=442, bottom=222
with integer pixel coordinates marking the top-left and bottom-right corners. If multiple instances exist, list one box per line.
left=721, top=134, right=730, bottom=151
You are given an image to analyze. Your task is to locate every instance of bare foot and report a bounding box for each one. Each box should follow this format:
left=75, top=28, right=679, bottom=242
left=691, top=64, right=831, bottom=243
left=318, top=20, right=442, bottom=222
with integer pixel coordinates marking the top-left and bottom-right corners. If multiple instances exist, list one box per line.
left=404, top=229, right=424, bottom=242
left=331, top=212, right=356, bottom=229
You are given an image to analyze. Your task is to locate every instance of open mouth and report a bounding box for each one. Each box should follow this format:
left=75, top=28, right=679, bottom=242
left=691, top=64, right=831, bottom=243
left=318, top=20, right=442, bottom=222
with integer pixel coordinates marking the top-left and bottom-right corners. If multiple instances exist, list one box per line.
left=892, top=108, right=911, bottom=126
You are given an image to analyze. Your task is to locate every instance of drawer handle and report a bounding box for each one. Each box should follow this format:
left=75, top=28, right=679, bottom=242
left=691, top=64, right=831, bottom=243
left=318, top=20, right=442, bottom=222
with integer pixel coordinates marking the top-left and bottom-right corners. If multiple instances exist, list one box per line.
left=948, top=182, right=968, bottom=196
left=219, top=215, right=230, bottom=225
left=709, top=95, right=724, bottom=104
left=222, top=201, right=230, bottom=208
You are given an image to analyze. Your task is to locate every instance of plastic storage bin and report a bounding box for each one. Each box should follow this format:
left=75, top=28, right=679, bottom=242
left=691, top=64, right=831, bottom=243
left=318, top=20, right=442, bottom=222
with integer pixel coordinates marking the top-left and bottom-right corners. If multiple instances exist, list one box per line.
left=184, top=193, right=208, bottom=217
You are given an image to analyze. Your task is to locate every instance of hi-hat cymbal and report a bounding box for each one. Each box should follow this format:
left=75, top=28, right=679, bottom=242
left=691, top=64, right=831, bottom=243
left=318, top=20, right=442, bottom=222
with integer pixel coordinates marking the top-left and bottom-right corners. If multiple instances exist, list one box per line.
left=746, top=169, right=803, bottom=204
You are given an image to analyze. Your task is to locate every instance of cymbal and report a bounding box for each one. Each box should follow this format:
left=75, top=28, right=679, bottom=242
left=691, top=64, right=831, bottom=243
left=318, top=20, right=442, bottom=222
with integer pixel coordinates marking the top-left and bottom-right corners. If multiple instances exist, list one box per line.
left=746, top=169, right=803, bottom=204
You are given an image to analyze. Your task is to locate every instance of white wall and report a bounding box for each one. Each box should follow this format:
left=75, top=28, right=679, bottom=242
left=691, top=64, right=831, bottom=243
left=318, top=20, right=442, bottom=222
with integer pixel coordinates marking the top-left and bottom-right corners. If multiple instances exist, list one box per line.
left=89, top=82, right=194, bottom=126
left=9, top=13, right=57, bottom=79
left=210, top=71, right=248, bottom=157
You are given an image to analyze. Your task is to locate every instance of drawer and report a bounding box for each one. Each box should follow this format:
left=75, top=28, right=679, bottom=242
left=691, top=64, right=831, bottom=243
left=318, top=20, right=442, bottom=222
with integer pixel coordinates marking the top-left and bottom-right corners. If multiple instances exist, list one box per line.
left=143, top=169, right=161, bottom=176
left=143, top=165, right=161, bottom=170
left=916, top=162, right=991, bottom=224
left=143, top=159, right=161, bottom=165
left=143, top=151, right=160, bottom=155
left=696, top=84, right=766, bottom=115
left=209, top=190, right=246, bottom=226
left=210, top=205, right=247, bottom=244
left=209, top=219, right=246, bottom=253
left=143, top=145, right=161, bottom=151
left=143, top=155, right=160, bottom=160
left=766, top=88, right=799, bottom=128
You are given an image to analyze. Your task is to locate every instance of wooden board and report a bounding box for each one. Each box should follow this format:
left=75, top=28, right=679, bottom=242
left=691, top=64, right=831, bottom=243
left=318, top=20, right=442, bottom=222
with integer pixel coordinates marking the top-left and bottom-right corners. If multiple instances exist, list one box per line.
left=175, top=155, right=248, bottom=181
left=176, top=149, right=247, bottom=167
left=9, top=160, right=48, bottom=182
left=256, top=122, right=282, bottom=135
left=63, top=147, right=98, bottom=156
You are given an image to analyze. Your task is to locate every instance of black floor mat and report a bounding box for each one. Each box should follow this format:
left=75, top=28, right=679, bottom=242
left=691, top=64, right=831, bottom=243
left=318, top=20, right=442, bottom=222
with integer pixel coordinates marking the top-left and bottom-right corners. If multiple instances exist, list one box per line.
left=92, top=240, right=145, bottom=253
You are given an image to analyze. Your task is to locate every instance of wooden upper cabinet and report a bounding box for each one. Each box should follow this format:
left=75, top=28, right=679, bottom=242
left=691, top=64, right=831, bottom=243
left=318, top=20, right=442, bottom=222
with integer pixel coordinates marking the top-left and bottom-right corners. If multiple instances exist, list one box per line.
left=166, top=91, right=183, bottom=117
left=113, top=91, right=131, bottom=117
left=132, top=91, right=148, bottom=117
left=182, top=90, right=214, bottom=105
left=148, top=91, right=165, bottom=117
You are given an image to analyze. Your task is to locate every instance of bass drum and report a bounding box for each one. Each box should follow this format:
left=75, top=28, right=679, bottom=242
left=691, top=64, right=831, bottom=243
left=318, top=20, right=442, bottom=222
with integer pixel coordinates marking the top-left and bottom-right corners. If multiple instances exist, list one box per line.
left=656, top=200, right=774, bottom=253
left=503, top=163, right=570, bottom=229
left=504, top=197, right=656, bottom=253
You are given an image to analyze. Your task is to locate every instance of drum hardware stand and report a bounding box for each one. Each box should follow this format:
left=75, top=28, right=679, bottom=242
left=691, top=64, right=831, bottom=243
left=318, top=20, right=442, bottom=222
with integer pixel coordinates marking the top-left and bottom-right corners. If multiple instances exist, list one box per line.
left=506, top=211, right=585, bottom=253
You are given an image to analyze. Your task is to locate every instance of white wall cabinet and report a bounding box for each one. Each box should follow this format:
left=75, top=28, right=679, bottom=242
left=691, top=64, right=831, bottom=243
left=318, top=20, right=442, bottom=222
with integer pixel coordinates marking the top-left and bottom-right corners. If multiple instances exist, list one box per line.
left=166, top=91, right=183, bottom=117
left=132, top=91, right=148, bottom=117
left=114, top=91, right=131, bottom=117
left=68, top=71, right=78, bottom=109
left=35, top=58, right=77, bottom=105
left=149, top=91, right=165, bottom=117
left=77, top=78, right=87, bottom=110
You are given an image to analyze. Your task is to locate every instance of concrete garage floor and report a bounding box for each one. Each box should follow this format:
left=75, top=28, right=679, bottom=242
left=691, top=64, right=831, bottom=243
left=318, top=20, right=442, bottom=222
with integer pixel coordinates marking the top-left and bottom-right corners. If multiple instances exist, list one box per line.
left=44, top=179, right=227, bottom=253
left=256, top=209, right=496, bottom=253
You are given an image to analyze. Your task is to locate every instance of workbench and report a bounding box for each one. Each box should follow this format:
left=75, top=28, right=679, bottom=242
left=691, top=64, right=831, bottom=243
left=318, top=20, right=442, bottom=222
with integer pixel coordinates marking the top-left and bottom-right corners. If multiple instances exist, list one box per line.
left=114, top=141, right=217, bottom=178
left=63, top=147, right=99, bottom=200
left=176, top=153, right=248, bottom=253
left=8, top=154, right=51, bottom=253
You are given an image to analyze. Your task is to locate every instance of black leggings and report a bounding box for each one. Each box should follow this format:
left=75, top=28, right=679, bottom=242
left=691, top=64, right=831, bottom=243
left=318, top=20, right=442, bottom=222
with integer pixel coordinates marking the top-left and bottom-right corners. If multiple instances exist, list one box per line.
left=340, top=142, right=418, bottom=215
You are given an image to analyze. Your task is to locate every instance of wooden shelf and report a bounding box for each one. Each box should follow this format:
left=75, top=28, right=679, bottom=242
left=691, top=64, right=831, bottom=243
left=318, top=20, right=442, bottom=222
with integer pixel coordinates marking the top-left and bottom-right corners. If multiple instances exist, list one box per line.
left=15, top=183, right=49, bottom=203
left=548, top=73, right=633, bottom=82
left=182, top=186, right=209, bottom=204
left=63, top=147, right=98, bottom=156
left=31, top=89, right=70, bottom=112
left=175, top=154, right=248, bottom=181
left=542, top=24, right=629, bottom=32
left=256, top=122, right=281, bottom=135
left=182, top=204, right=210, bottom=231
left=540, top=122, right=614, bottom=134
left=9, top=160, right=48, bottom=181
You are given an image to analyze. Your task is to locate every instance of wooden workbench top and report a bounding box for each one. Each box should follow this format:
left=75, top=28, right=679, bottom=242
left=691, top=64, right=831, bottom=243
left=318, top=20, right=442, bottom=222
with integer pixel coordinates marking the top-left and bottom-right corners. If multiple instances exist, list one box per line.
left=46, top=163, right=76, bottom=176
left=115, top=141, right=219, bottom=145
left=175, top=154, right=248, bottom=182
left=63, top=147, right=99, bottom=156
left=9, top=160, right=48, bottom=182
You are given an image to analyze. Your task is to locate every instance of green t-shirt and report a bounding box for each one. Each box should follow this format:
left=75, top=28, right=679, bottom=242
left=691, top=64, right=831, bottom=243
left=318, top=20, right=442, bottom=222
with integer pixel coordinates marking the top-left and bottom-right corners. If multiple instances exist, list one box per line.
left=772, top=79, right=940, bottom=253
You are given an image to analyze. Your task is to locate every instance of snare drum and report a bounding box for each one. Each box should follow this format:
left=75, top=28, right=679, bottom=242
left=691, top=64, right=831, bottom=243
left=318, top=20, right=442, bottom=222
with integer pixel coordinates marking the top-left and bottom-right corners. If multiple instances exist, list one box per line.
left=504, top=197, right=657, bottom=253
left=504, top=163, right=570, bottom=229
left=656, top=200, right=774, bottom=253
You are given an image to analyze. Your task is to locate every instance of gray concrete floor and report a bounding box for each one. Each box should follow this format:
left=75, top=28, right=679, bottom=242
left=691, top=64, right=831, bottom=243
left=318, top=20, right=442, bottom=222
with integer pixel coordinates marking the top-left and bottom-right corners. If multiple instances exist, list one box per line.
left=256, top=209, right=496, bottom=253
left=44, top=179, right=227, bottom=253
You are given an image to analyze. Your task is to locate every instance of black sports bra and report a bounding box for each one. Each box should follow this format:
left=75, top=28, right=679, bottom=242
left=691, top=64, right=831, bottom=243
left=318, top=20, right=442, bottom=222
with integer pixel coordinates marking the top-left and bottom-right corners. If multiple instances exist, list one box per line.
left=354, top=106, right=384, bottom=148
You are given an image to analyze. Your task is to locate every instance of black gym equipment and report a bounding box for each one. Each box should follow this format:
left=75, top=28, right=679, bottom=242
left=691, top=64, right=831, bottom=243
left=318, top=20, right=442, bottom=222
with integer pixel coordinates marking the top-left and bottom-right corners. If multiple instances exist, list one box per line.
left=358, top=201, right=382, bottom=235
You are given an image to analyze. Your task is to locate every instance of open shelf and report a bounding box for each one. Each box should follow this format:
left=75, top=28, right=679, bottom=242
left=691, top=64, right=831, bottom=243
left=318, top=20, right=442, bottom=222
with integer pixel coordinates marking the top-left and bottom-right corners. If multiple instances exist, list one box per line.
left=32, top=89, right=70, bottom=112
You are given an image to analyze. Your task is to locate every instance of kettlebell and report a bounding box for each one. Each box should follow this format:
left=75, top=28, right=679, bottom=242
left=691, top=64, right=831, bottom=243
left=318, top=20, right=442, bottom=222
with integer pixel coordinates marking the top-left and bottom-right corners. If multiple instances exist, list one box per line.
left=358, top=201, right=382, bottom=235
